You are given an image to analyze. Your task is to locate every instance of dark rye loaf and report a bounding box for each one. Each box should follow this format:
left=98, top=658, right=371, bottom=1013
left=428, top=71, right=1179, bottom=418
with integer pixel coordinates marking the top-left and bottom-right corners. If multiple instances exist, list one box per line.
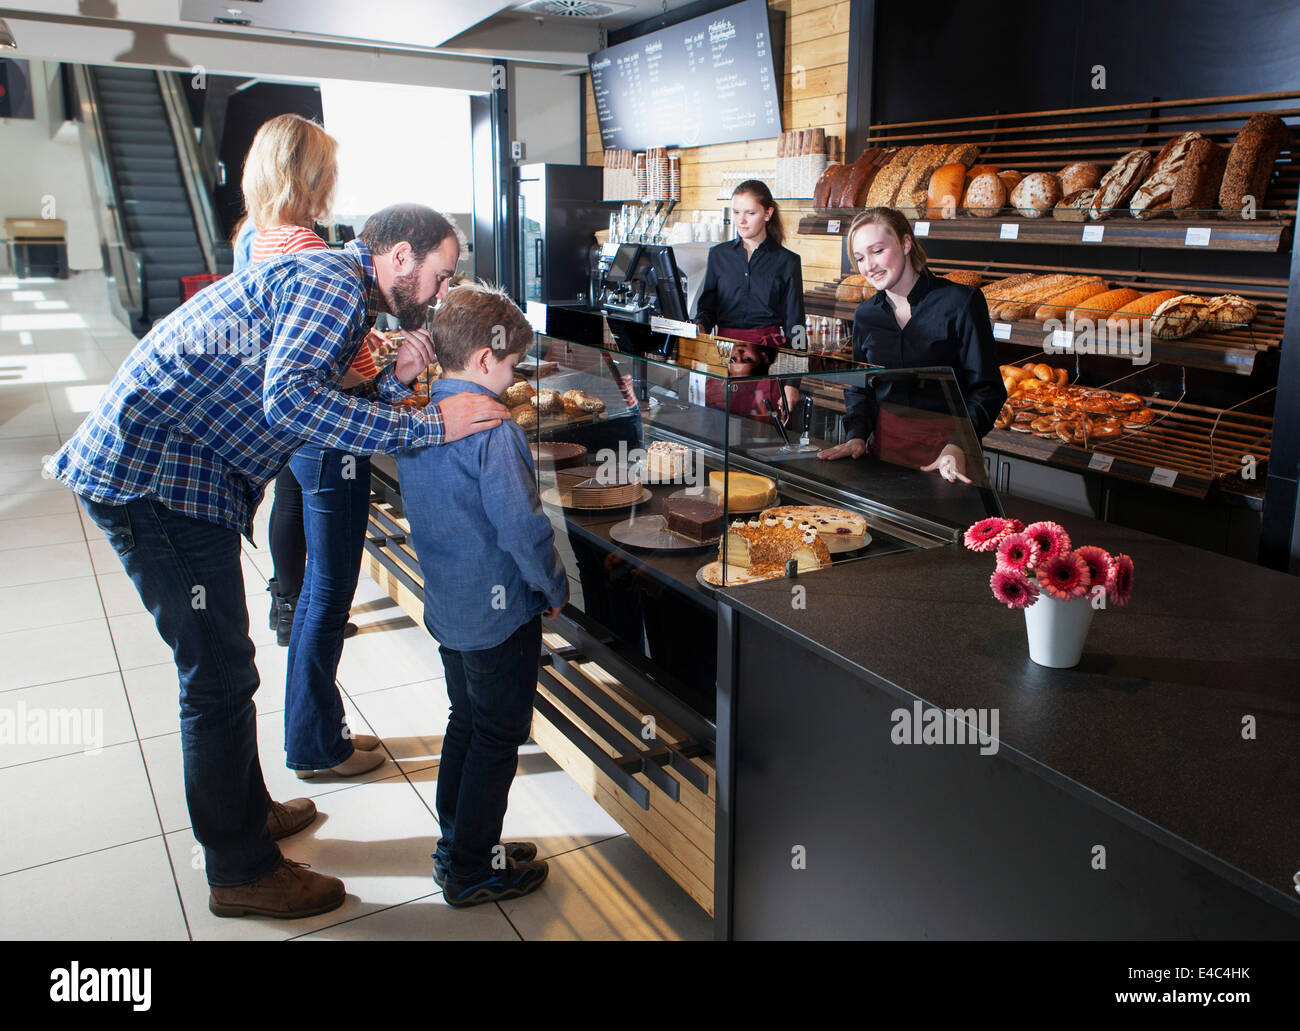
left=1219, top=112, right=1291, bottom=217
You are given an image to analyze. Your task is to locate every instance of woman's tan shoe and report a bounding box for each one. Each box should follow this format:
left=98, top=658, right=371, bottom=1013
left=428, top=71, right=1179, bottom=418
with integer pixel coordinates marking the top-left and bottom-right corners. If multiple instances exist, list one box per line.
left=294, top=747, right=387, bottom=780
left=349, top=733, right=380, bottom=751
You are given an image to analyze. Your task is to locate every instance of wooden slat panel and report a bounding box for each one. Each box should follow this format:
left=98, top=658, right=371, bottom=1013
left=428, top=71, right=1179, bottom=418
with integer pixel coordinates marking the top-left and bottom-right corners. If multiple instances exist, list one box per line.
left=789, top=31, right=849, bottom=72
left=789, top=0, right=851, bottom=45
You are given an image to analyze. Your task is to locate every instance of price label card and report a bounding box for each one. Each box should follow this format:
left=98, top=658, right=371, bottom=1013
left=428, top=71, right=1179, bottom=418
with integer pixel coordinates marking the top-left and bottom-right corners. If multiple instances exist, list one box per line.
left=1149, top=466, right=1178, bottom=487
left=688, top=371, right=707, bottom=406
left=1088, top=452, right=1115, bottom=472
left=1184, top=226, right=1212, bottom=247
left=1081, top=224, right=1105, bottom=242
left=1051, top=329, right=1074, bottom=352
left=913, top=221, right=930, bottom=237
left=999, top=223, right=1020, bottom=240
left=826, top=219, right=841, bottom=234
left=993, top=322, right=1012, bottom=340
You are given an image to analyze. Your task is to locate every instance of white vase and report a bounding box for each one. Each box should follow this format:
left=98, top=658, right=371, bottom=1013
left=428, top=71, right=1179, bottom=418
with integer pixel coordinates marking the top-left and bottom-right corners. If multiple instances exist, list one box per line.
left=1023, top=593, right=1096, bottom=668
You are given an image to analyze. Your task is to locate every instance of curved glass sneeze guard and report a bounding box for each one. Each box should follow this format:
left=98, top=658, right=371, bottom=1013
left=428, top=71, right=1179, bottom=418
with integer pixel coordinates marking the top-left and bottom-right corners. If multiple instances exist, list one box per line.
left=512, top=333, right=1002, bottom=716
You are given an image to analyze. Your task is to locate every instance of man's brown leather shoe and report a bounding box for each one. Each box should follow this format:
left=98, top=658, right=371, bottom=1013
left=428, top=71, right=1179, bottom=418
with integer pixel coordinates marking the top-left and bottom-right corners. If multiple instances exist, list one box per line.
left=267, top=798, right=317, bottom=840
left=208, top=859, right=345, bottom=919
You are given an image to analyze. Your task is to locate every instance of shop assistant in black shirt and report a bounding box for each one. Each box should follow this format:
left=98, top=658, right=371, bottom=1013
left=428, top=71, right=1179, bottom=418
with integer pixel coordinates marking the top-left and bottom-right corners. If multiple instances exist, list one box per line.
left=842, top=269, right=1005, bottom=442
left=695, top=234, right=805, bottom=344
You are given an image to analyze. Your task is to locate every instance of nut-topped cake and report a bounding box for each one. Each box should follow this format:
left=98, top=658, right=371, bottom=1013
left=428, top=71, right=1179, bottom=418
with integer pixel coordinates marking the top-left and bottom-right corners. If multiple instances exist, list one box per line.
left=720, top=514, right=831, bottom=577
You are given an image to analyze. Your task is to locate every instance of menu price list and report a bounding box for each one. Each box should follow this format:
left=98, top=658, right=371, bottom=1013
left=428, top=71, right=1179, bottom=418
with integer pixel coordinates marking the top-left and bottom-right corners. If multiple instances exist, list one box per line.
left=589, top=0, right=781, bottom=151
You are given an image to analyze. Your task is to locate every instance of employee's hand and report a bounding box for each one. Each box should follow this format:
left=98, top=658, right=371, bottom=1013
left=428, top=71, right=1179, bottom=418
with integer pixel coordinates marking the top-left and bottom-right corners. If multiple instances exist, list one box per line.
left=921, top=444, right=973, bottom=484
left=393, top=329, right=438, bottom=386
left=817, top=437, right=866, bottom=461
left=543, top=585, right=570, bottom=620
left=436, top=391, right=506, bottom=442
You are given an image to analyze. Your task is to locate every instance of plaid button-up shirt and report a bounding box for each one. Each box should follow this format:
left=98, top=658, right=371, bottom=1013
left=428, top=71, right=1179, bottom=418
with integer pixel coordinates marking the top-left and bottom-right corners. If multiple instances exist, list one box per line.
left=47, top=240, right=442, bottom=537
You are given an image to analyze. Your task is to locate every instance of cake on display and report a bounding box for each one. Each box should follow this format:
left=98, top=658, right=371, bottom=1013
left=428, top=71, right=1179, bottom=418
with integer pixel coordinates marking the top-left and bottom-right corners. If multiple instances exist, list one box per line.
left=721, top=514, right=831, bottom=577
left=554, top=464, right=643, bottom=507
left=645, top=440, right=699, bottom=481
left=708, top=470, right=778, bottom=511
left=759, top=505, right=868, bottom=545
left=661, top=496, right=724, bottom=543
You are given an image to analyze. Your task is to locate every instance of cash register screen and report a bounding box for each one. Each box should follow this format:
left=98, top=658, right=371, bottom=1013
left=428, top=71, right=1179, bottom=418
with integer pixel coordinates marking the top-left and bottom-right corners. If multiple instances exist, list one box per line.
left=606, top=243, right=642, bottom=283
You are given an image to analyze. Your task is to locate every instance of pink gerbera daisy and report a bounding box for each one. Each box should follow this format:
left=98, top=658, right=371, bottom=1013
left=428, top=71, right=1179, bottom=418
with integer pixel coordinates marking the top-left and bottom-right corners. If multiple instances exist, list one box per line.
left=990, top=568, right=1039, bottom=609
left=1074, top=546, right=1115, bottom=591
left=1023, top=521, right=1073, bottom=563
left=1037, top=551, right=1091, bottom=601
left=964, top=517, right=1017, bottom=552
left=1107, top=553, right=1135, bottom=606
left=996, top=532, right=1042, bottom=573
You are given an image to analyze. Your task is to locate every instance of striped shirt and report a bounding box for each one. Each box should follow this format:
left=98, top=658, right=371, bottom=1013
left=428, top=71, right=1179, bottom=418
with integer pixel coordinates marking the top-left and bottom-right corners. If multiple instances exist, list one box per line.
left=248, top=225, right=379, bottom=379
left=47, top=239, right=441, bottom=538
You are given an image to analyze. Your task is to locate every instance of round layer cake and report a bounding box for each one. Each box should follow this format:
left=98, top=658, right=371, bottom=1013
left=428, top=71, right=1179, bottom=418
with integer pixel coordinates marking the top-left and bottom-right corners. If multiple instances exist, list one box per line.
left=530, top=442, right=588, bottom=470
left=759, top=505, right=867, bottom=543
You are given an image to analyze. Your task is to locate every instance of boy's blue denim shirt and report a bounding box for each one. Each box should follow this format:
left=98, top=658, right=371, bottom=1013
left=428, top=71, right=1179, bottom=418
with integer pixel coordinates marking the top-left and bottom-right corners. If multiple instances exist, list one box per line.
left=396, top=377, right=568, bottom=652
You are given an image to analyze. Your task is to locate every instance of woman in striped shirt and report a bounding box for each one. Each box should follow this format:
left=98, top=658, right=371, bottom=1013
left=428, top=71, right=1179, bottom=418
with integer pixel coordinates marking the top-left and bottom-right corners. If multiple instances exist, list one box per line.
left=236, top=114, right=387, bottom=779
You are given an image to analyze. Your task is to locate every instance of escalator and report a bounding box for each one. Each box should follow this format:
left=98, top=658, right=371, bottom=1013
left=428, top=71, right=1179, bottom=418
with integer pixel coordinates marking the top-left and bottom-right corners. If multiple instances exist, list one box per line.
left=73, top=65, right=227, bottom=332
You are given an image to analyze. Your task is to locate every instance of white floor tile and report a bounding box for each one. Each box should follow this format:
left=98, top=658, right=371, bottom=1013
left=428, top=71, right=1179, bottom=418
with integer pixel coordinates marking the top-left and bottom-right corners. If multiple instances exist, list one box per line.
left=0, top=463, right=65, bottom=494
left=0, top=837, right=188, bottom=941
left=0, top=740, right=160, bottom=875
left=0, top=617, right=120, bottom=692
left=0, top=540, right=93, bottom=587
left=497, top=835, right=713, bottom=941
left=120, top=662, right=180, bottom=741
left=343, top=678, right=448, bottom=772
left=291, top=893, right=520, bottom=941
left=0, top=511, right=86, bottom=549
left=0, top=489, right=79, bottom=522
left=87, top=535, right=124, bottom=574
left=335, top=617, right=444, bottom=694
left=0, top=672, right=136, bottom=767
left=0, top=400, right=56, bottom=440
left=0, top=433, right=62, bottom=470
left=164, top=772, right=443, bottom=941
left=0, top=575, right=105, bottom=633
left=107, top=610, right=174, bottom=670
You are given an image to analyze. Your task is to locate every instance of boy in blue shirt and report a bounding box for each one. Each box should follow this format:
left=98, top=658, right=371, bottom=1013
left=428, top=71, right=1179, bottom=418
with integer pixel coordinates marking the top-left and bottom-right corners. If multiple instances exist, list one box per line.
left=397, top=283, right=568, bottom=907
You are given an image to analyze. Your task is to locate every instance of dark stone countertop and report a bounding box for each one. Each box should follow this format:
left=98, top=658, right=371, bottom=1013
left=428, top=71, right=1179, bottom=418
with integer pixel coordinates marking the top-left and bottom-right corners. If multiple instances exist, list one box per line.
left=716, top=499, right=1300, bottom=917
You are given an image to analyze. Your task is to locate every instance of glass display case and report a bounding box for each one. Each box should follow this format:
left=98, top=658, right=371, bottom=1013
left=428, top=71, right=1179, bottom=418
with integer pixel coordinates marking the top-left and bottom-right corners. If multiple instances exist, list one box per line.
left=511, top=330, right=1003, bottom=724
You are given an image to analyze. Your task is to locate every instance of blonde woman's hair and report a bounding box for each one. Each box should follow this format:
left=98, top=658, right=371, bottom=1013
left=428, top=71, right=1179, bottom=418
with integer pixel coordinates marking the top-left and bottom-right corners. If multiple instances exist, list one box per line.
left=241, top=114, right=339, bottom=230
left=846, top=207, right=928, bottom=273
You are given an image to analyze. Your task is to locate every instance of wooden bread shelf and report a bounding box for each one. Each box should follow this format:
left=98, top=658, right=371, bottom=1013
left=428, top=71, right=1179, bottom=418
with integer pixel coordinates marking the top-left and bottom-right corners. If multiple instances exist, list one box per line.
left=805, top=257, right=1287, bottom=375
left=798, top=210, right=1292, bottom=252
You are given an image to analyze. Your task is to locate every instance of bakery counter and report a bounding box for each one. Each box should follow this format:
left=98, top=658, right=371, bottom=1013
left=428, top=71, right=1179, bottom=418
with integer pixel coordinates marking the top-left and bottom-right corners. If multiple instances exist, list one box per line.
left=712, top=498, right=1300, bottom=939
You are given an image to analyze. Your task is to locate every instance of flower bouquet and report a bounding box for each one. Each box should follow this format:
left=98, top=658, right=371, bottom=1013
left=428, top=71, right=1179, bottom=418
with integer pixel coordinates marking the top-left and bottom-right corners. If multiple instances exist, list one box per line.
left=963, top=517, right=1135, bottom=668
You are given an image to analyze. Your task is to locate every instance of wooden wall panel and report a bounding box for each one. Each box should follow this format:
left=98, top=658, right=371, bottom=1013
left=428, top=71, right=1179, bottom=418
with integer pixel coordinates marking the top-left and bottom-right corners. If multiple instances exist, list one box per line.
left=584, top=0, right=851, bottom=292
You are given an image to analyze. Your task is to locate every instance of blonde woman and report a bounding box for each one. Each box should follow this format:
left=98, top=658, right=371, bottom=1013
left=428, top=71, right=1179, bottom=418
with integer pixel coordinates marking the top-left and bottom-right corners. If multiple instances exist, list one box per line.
left=236, top=113, right=386, bottom=779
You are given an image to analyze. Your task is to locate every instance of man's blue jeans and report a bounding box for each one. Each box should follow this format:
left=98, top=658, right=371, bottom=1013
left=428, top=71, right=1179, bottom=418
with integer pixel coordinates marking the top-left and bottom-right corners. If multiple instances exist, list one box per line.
left=434, top=616, right=542, bottom=882
left=79, top=496, right=281, bottom=887
left=283, top=445, right=371, bottom=770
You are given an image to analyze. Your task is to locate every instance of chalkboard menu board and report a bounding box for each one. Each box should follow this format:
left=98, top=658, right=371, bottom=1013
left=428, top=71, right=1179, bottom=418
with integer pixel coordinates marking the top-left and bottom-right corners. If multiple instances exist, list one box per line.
left=588, top=0, right=780, bottom=151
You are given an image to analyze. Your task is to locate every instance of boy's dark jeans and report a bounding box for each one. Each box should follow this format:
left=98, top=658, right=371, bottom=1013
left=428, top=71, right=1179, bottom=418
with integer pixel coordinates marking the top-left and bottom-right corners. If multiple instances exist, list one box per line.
left=434, top=616, right=542, bottom=883
left=79, top=496, right=281, bottom=887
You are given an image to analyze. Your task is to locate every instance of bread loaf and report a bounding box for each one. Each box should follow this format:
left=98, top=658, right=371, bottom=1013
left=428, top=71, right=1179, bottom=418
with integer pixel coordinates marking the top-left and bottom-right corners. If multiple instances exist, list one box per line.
left=1150, top=294, right=1210, bottom=339
left=996, top=275, right=1100, bottom=321
left=1089, top=150, right=1153, bottom=220
left=1034, top=280, right=1111, bottom=321
left=943, top=270, right=984, bottom=288
left=967, top=164, right=1000, bottom=178
left=963, top=172, right=1006, bottom=217
left=1105, top=289, right=1185, bottom=327
left=836, top=274, right=868, bottom=302
left=836, top=161, right=877, bottom=208
left=997, top=170, right=1024, bottom=194
left=981, top=272, right=1039, bottom=306
left=813, top=163, right=841, bottom=208
left=926, top=163, right=967, bottom=218
left=863, top=147, right=916, bottom=207
left=1053, top=188, right=1097, bottom=221
left=1069, top=287, right=1141, bottom=322
left=896, top=144, right=951, bottom=213
left=1010, top=172, right=1062, bottom=217
left=987, top=273, right=1075, bottom=318
left=943, top=143, right=981, bottom=167
left=1059, top=162, right=1102, bottom=195
left=1204, top=293, right=1257, bottom=325
left=1219, top=112, right=1290, bottom=217
left=1130, top=131, right=1204, bottom=219
left=1171, top=138, right=1229, bottom=218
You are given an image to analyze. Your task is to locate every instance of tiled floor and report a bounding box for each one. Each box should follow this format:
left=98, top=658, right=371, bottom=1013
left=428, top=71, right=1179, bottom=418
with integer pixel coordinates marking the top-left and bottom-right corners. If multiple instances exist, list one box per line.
left=0, top=272, right=711, bottom=941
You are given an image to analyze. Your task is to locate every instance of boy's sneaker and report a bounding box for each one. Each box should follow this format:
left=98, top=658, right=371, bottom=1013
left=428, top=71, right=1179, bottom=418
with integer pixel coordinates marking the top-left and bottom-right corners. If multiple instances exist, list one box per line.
left=433, top=842, right=539, bottom=888
left=442, top=857, right=549, bottom=908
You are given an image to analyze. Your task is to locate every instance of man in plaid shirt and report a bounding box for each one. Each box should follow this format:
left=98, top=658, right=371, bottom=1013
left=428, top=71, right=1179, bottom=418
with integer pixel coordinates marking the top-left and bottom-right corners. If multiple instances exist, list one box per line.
left=46, top=204, right=505, bottom=919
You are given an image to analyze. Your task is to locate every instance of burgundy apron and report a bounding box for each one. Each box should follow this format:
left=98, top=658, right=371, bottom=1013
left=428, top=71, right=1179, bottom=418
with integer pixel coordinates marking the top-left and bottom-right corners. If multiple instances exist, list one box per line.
left=869, top=404, right=956, bottom=468
left=707, top=324, right=791, bottom=424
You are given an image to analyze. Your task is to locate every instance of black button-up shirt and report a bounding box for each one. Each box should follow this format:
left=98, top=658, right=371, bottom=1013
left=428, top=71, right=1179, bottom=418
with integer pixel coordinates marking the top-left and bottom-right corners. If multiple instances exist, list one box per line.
left=843, top=269, right=1006, bottom=441
left=694, top=235, right=805, bottom=344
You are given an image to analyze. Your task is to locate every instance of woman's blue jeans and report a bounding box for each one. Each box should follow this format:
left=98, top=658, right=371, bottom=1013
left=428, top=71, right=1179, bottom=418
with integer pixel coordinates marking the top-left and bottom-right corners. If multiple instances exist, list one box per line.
left=283, top=445, right=371, bottom=770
